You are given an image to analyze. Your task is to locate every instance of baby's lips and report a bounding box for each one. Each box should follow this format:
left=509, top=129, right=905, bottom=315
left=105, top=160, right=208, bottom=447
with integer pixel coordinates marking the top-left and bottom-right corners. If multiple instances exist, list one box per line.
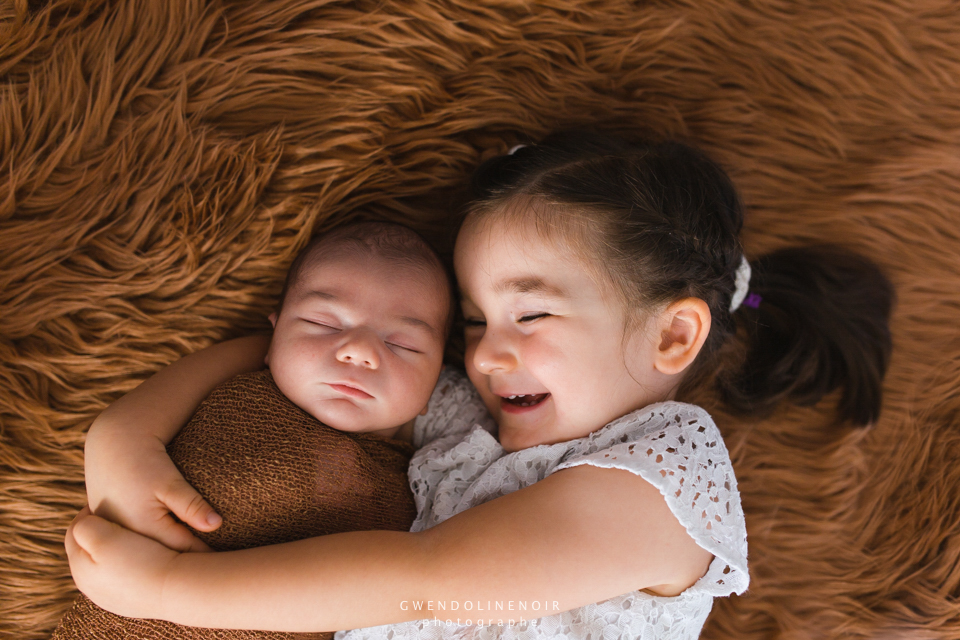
left=328, top=382, right=374, bottom=399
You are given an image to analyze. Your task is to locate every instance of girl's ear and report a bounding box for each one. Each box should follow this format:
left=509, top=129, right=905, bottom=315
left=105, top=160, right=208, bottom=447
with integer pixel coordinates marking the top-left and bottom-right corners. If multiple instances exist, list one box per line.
left=653, top=298, right=711, bottom=376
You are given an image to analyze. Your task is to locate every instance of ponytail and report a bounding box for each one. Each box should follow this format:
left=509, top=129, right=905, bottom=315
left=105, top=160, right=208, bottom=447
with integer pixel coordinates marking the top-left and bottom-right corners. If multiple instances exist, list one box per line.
left=718, top=245, right=895, bottom=426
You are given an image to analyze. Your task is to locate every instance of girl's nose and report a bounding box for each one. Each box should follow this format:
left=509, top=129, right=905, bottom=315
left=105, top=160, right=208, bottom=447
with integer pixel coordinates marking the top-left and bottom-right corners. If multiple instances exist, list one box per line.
left=336, top=330, right=380, bottom=369
left=471, top=327, right=518, bottom=375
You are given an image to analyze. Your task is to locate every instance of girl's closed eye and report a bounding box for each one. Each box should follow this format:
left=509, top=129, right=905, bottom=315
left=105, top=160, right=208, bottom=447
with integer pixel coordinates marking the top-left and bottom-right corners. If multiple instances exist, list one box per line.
left=463, top=313, right=551, bottom=327
left=518, top=312, right=551, bottom=323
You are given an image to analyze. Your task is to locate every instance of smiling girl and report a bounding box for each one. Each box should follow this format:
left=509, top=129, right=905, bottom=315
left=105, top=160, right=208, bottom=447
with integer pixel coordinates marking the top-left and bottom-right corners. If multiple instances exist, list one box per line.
left=67, top=132, right=894, bottom=639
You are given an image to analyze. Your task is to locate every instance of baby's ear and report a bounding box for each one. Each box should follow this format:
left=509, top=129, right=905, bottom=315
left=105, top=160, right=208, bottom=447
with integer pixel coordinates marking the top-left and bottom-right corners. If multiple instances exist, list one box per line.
left=264, top=313, right=278, bottom=367
left=419, top=403, right=430, bottom=416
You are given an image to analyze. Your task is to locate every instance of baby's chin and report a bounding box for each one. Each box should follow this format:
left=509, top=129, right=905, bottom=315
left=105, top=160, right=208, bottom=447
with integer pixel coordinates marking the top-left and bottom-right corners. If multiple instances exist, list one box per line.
left=302, top=406, right=410, bottom=439
left=275, top=386, right=377, bottom=431
left=304, top=410, right=386, bottom=435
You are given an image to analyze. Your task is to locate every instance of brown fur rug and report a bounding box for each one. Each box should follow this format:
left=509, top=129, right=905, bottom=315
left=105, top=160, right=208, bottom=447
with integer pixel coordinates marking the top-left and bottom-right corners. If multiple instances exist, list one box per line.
left=2, top=0, right=959, bottom=638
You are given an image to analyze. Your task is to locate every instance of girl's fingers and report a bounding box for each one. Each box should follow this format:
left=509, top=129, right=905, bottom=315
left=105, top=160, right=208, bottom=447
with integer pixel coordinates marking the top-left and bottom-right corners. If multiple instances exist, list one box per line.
left=64, top=508, right=90, bottom=563
left=89, top=499, right=212, bottom=553
left=70, top=510, right=121, bottom=559
left=151, top=513, right=213, bottom=553
left=159, top=477, right=222, bottom=534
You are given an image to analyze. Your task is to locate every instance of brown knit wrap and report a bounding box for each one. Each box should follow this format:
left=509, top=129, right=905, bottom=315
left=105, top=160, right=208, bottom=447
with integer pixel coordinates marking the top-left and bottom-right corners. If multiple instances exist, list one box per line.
left=52, top=370, right=417, bottom=640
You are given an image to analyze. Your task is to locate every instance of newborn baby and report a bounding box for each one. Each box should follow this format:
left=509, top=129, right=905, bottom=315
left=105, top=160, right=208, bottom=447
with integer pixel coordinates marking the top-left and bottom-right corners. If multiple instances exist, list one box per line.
left=54, top=221, right=453, bottom=639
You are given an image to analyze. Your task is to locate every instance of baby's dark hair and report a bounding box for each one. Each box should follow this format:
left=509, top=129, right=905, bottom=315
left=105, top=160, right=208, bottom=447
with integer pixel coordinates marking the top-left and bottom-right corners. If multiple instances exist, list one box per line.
left=464, top=131, right=895, bottom=426
left=278, top=221, right=455, bottom=337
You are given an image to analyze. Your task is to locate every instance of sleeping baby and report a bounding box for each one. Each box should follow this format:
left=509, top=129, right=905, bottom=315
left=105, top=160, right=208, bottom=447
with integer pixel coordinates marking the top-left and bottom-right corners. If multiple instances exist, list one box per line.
left=54, top=221, right=454, bottom=639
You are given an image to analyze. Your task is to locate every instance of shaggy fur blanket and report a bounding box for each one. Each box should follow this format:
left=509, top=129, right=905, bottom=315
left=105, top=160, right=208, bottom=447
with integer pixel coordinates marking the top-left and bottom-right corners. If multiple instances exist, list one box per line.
left=1, top=1, right=959, bottom=638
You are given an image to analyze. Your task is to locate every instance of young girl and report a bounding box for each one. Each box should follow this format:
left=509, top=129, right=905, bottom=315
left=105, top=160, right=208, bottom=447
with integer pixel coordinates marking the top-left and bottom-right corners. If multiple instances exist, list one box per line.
left=66, top=132, right=894, bottom=639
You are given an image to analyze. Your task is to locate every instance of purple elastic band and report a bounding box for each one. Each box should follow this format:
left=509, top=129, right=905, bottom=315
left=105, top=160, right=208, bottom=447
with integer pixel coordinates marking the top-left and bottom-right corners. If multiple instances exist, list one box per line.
left=742, top=292, right=762, bottom=309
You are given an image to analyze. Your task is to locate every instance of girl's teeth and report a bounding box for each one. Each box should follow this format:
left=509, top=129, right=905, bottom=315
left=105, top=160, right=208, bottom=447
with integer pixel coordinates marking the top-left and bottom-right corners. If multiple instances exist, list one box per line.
left=503, top=393, right=549, bottom=407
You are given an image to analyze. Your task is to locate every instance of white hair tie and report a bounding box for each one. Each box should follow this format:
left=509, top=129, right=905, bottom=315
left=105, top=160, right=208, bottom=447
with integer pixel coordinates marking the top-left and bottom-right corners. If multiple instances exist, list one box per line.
left=729, top=255, right=752, bottom=312
left=507, top=144, right=528, bottom=155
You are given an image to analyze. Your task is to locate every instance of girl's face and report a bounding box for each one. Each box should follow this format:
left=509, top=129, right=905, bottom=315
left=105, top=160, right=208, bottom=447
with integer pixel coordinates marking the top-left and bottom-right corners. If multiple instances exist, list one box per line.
left=455, top=216, right=667, bottom=452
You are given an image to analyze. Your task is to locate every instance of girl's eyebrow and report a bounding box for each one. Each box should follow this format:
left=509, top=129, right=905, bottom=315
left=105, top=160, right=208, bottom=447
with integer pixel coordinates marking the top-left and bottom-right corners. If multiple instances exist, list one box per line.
left=495, top=277, right=568, bottom=298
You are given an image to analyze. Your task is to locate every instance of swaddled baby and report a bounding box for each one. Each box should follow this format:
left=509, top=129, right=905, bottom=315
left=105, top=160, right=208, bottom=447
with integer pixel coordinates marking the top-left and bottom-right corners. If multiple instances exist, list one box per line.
left=54, top=222, right=454, bottom=639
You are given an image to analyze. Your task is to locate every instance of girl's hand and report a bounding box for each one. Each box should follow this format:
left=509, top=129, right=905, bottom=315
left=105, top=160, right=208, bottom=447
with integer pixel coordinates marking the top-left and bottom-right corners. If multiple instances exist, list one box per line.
left=65, top=506, right=180, bottom=620
left=84, top=425, right=220, bottom=553
left=83, top=335, right=271, bottom=552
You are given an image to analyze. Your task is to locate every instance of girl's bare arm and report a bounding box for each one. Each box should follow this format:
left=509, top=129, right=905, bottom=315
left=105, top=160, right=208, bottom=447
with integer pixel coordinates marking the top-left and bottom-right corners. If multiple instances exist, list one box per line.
left=66, top=464, right=713, bottom=631
left=84, top=335, right=270, bottom=552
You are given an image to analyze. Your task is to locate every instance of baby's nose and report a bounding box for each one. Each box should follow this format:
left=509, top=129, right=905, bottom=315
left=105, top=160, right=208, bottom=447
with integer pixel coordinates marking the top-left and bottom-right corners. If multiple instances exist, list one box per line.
left=336, top=331, right=381, bottom=369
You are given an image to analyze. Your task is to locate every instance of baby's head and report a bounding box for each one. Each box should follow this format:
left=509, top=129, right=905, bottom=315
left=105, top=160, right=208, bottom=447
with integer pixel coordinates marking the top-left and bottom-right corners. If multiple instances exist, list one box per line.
left=266, top=221, right=453, bottom=438
left=455, top=133, right=745, bottom=451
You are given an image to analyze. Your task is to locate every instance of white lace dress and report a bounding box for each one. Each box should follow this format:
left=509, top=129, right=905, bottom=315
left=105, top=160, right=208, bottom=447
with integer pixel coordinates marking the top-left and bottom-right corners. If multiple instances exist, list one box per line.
left=335, top=369, right=749, bottom=640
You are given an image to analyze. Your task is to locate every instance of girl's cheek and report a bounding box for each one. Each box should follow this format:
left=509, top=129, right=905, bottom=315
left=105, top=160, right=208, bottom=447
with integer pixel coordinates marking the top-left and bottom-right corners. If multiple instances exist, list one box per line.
left=463, top=339, right=479, bottom=372
left=519, top=335, right=562, bottom=375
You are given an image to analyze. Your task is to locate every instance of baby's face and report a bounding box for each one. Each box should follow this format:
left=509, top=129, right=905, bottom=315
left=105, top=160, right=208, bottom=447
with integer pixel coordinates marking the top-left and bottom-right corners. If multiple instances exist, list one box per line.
left=266, top=251, right=448, bottom=438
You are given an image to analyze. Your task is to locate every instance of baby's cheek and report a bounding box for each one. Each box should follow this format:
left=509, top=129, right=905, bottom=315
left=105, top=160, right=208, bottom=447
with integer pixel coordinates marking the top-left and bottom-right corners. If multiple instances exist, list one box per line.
left=409, top=367, right=439, bottom=408
left=269, top=352, right=314, bottom=407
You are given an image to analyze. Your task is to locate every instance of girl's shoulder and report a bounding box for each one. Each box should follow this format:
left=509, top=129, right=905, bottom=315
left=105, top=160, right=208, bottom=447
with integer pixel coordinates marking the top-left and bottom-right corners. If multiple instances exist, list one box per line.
left=559, top=401, right=728, bottom=467
left=556, top=400, right=750, bottom=597
left=586, top=400, right=721, bottom=447
left=412, top=367, right=496, bottom=449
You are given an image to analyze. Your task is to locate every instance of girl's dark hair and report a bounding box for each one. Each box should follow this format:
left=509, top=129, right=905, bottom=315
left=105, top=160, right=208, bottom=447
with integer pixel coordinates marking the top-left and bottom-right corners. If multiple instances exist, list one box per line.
left=464, top=131, right=895, bottom=426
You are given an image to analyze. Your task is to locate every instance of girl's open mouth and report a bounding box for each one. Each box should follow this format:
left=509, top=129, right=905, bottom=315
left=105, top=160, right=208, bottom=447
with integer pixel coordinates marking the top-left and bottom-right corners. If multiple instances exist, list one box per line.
left=500, top=393, right=550, bottom=413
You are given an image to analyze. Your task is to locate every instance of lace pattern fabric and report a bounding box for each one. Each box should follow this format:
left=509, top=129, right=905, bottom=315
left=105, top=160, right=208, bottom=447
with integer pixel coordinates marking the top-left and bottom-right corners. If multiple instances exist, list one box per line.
left=337, top=369, right=748, bottom=640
